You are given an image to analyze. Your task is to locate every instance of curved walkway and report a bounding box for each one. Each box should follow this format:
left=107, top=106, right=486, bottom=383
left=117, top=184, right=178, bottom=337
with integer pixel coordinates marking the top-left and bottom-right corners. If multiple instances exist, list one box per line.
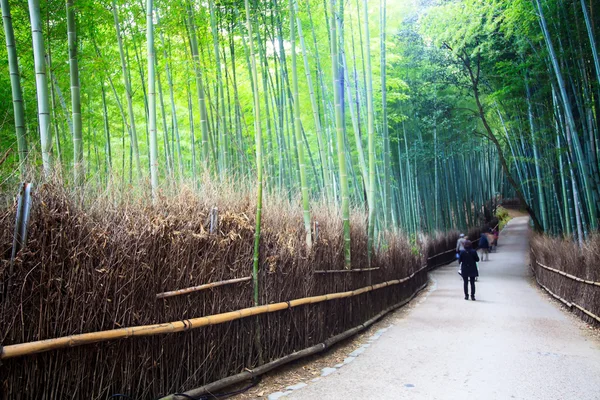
left=288, top=217, right=600, bottom=399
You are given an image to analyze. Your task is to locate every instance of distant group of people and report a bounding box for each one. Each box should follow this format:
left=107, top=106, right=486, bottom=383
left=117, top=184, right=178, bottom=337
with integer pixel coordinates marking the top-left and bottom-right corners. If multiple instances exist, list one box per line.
left=455, top=227, right=499, bottom=301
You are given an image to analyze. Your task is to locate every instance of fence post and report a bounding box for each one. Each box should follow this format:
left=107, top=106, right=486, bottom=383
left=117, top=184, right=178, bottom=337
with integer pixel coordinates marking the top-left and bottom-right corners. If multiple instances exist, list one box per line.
left=5, top=182, right=33, bottom=299
left=209, top=207, right=219, bottom=234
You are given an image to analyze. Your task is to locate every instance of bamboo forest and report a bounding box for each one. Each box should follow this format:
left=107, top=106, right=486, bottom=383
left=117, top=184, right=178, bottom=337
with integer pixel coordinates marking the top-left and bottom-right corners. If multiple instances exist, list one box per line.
left=0, top=0, right=599, bottom=398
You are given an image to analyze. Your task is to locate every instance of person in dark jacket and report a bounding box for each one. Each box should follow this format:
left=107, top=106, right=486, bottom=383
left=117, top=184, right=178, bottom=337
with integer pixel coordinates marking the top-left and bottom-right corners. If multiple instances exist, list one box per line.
left=459, top=240, right=479, bottom=300
left=478, top=232, right=490, bottom=261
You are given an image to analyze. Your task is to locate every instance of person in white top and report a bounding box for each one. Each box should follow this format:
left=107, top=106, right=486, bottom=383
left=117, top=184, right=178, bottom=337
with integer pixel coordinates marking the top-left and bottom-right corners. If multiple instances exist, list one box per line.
left=456, top=233, right=467, bottom=253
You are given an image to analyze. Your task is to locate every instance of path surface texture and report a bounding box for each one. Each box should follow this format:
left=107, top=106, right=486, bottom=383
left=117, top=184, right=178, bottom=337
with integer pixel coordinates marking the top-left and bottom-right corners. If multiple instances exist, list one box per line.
left=288, top=217, right=600, bottom=399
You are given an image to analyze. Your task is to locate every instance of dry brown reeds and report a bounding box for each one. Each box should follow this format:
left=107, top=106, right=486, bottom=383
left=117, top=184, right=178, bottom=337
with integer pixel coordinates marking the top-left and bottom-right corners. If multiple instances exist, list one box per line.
left=0, top=183, right=485, bottom=399
left=531, top=234, right=600, bottom=326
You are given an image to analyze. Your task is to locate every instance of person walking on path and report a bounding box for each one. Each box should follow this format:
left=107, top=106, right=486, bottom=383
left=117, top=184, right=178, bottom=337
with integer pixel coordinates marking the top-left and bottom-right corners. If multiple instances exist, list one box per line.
left=456, top=233, right=467, bottom=253
left=459, top=240, right=479, bottom=300
left=492, top=228, right=499, bottom=251
left=479, top=233, right=490, bottom=261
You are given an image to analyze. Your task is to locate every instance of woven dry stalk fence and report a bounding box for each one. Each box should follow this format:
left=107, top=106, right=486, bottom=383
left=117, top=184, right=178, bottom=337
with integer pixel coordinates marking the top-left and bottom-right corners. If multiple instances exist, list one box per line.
left=0, top=186, right=491, bottom=399
left=531, top=234, right=600, bottom=326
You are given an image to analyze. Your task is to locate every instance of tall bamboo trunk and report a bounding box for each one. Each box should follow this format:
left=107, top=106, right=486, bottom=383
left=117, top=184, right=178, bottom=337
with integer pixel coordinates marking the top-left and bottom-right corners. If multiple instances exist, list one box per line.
left=66, top=0, right=83, bottom=185
left=535, top=0, right=598, bottom=229
left=290, top=0, right=312, bottom=247
left=146, top=0, right=159, bottom=198
left=330, top=0, right=351, bottom=268
left=524, top=78, right=547, bottom=230
left=186, top=2, right=212, bottom=170
left=363, top=0, right=376, bottom=261
left=157, top=18, right=183, bottom=180
left=28, top=0, right=53, bottom=176
left=380, top=0, right=391, bottom=228
left=112, top=0, right=141, bottom=179
left=209, top=0, right=229, bottom=174
left=245, top=0, right=264, bottom=306
left=1, top=0, right=27, bottom=177
left=100, top=82, right=112, bottom=174
left=295, top=0, right=331, bottom=200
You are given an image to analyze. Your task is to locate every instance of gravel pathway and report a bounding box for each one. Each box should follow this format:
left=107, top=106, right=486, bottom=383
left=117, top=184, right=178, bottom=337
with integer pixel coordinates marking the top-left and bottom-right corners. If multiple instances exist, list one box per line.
left=286, top=217, right=600, bottom=399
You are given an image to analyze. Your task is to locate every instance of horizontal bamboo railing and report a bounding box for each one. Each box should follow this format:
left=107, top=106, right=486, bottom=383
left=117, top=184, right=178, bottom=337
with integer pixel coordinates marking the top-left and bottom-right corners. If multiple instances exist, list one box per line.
left=160, top=282, right=429, bottom=400
left=0, top=264, right=430, bottom=360
left=427, top=248, right=455, bottom=260
left=314, top=267, right=380, bottom=273
left=156, top=276, right=252, bottom=299
left=534, top=276, right=600, bottom=323
left=534, top=259, right=600, bottom=287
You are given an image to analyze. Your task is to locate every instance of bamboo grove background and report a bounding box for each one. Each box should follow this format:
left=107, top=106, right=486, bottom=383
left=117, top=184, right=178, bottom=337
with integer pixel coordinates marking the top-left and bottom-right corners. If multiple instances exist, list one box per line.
left=0, top=1, right=598, bottom=240
left=0, top=0, right=508, bottom=242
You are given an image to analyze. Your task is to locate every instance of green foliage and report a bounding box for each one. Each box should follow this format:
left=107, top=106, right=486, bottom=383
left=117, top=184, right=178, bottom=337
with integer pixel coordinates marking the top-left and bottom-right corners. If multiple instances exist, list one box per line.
left=495, top=206, right=510, bottom=230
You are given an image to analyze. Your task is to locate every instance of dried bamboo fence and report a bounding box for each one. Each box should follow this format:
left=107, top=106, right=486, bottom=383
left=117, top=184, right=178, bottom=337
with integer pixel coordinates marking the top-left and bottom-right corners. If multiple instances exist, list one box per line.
left=0, top=186, right=492, bottom=399
left=530, top=234, right=600, bottom=326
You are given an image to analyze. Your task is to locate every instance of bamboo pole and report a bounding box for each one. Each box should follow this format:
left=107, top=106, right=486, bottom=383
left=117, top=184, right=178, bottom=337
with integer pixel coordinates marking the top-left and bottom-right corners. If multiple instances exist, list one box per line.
left=112, top=0, right=141, bottom=179
left=0, top=268, right=430, bottom=360
left=290, top=0, right=312, bottom=248
left=314, top=267, right=380, bottom=273
left=156, top=276, right=252, bottom=299
left=329, top=0, right=352, bottom=268
left=1, top=0, right=27, bottom=177
left=28, top=0, right=53, bottom=176
left=147, top=0, right=159, bottom=198
left=66, top=0, right=83, bottom=185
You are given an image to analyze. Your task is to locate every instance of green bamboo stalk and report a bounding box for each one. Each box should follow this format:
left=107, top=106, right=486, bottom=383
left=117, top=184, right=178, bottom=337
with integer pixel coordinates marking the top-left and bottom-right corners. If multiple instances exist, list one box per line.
left=146, top=0, right=159, bottom=198
left=209, top=0, right=229, bottom=174
left=245, top=0, right=264, bottom=306
left=295, top=0, right=330, bottom=200
left=186, top=1, right=212, bottom=169
left=28, top=0, right=53, bottom=176
left=380, top=0, right=391, bottom=228
left=580, top=0, right=600, bottom=100
left=535, top=0, right=598, bottom=230
left=1, top=0, right=27, bottom=177
left=100, top=81, right=112, bottom=174
left=290, top=0, right=312, bottom=247
left=156, top=58, right=173, bottom=180
left=158, top=21, right=183, bottom=180
left=66, top=0, right=83, bottom=185
left=112, top=0, right=141, bottom=179
left=330, top=0, right=351, bottom=268
left=525, top=77, right=547, bottom=230
left=363, top=0, right=376, bottom=261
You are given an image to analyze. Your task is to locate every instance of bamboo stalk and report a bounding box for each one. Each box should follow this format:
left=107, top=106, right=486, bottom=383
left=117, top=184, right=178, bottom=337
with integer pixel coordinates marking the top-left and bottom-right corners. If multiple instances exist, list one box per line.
left=146, top=0, right=159, bottom=198
left=112, top=0, right=141, bottom=179
left=66, top=0, right=83, bottom=185
left=0, top=269, right=430, bottom=360
left=28, top=0, right=53, bottom=176
left=1, top=0, right=27, bottom=177
left=156, top=276, right=252, bottom=299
